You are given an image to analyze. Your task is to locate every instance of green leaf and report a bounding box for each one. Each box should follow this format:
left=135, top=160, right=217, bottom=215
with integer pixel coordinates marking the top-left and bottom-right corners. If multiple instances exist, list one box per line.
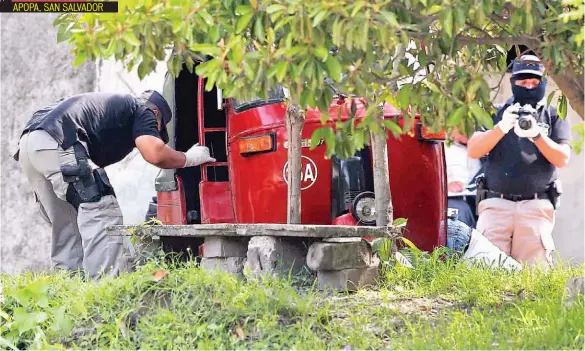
left=469, top=102, right=493, bottom=129
left=56, top=23, right=73, bottom=43
left=424, top=80, right=440, bottom=93
left=547, top=90, right=557, bottom=106
left=312, top=10, right=328, bottom=27
left=447, top=106, right=467, bottom=126
left=51, top=306, right=72, bottom=336
left=400, top=237, right=421, bottom=252
left=380, top=11, right=399, bottom=26
left=266, top=4, right=286, bottom=14
left=311, top=127, right=328, bottom=149
left=398, top=86, right=411, bottom=110
left=325, top=56, right=342, bottom=82
left=286, top=46, right=306, bottom=58
left=73, top=51, right=87, bottom=67
left=254, top=16, right=265, bottom=41
left=351, top=1, right=366, bottom=17
left=236, top=13, right=254, bottom=34
left=440, top=8, right=454, bottom=37
left=383, top=119, right=403, bottom=135
left=393, top=217, right=408, bottom=226
left=122, top=31, right=141, bottom=46
left=270, top=61, right=287, bottom=83
left=137, top=60, right=149, bottom=80
left=558, top=95, right=568, bottom=119
left=197, top=10, right=214, bottom=25
left=422, top=4, right=443, bottom=15
left=189, top=43, right=222, bottom=55
left=300, top=89, right=311, bottom=108
left=235, top=5, right=252, bottom=16
left=314, top=46, right=328, bottom=60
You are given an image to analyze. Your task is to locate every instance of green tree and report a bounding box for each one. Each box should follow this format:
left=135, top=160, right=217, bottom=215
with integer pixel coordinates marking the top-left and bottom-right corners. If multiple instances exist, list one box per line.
left=54, top=0, right=584, bottom=226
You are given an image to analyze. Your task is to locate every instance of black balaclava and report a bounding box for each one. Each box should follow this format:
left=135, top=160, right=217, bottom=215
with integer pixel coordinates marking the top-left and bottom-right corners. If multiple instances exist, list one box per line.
left=510, top=54, right=547, bottom=107
left=511, top=73, right=547, bottom=106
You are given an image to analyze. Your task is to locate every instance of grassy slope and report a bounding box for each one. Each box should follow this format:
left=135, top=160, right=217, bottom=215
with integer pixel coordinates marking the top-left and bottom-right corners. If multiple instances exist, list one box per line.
left=1, top=253, right=583, bottom=350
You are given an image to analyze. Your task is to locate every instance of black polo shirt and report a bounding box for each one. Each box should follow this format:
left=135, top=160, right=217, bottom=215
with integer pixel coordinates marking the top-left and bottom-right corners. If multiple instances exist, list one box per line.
left=484, top=98, right=572, bottom=196
left=17, top=92, right=163, bottom=168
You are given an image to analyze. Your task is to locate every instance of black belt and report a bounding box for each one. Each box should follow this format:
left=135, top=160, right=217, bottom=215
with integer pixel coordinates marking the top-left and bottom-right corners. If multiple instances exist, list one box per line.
left=485, top=190, right=549, bottom=202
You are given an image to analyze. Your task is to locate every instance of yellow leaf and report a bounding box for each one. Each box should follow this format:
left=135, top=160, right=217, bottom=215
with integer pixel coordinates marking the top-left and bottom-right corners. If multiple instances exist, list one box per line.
left=235, top=325, right=245, bottom=340
left=152, top=269, right=168, bottom=281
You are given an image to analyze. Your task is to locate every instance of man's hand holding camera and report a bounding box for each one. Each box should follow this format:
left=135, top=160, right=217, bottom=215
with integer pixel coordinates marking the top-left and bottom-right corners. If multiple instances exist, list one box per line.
left=497, top=103, right=521, bottom=134
left=499, top=104, right=543, bottom=141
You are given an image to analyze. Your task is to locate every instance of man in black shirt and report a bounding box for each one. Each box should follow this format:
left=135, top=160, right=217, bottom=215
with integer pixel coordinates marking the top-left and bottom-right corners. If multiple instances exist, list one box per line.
left=468, top=55, right=572, bottom=267
left=15, top=90, right=215, bottom=278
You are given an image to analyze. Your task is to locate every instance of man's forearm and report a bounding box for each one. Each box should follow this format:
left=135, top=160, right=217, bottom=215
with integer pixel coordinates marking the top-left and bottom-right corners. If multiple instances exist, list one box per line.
left=154, top=146, right=187, bottom=169
left=467, top=127, right=506, bottom=159
left=534, top=135, right=571, bottom=168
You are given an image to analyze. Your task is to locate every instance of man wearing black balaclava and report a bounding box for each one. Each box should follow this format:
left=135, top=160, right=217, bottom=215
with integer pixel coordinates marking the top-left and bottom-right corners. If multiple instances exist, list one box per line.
left=15, top=91, right=216, bottom=279
left=467, top=55, right=572, bottom=267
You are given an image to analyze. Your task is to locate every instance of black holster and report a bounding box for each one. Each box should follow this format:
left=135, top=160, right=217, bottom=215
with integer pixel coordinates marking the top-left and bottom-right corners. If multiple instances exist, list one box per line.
left=546, top=180, right=562, bottom=210
left=61, top=143, right=115, bottom=210
left=474, top=174, right=487, bottom=215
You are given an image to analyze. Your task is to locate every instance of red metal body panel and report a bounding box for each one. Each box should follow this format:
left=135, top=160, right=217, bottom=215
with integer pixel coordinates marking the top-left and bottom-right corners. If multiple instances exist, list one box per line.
left=199, top=181, right=235, bottom=224
left=386, top=131, right=447, bottom=250
left=157, top=176, right=187, bottom=225
left=227, top=102, right=332, bottom=224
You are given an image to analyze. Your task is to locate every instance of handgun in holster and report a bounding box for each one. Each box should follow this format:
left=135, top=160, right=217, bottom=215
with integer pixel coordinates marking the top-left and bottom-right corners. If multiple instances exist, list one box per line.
left=474, top=173, right=487, bottom=215
left=546, top=179, right=562, bottom=210
left=60, top=143, right=102, bottom=208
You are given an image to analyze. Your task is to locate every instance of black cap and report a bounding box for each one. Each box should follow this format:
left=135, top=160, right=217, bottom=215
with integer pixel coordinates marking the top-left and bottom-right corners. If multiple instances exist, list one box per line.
left=512, top=55, right=545, bottom=79
left=140, top=90, right=172, bottom=143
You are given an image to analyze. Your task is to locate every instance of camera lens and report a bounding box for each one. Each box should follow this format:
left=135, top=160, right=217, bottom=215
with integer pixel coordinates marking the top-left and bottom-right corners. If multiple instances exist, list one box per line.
left=518, top=117, right=532, bottom=130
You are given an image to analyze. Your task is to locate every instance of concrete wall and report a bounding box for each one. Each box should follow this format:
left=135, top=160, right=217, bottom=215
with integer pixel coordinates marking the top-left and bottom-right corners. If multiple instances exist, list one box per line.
left=488, top=74, right=584, bottom=264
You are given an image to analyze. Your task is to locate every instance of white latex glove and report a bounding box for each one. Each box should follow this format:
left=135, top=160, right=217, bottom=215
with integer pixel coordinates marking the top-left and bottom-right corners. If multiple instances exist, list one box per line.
left=183, top=143, right=216, bottom=168
left=497, top=103, right=520, bottom=134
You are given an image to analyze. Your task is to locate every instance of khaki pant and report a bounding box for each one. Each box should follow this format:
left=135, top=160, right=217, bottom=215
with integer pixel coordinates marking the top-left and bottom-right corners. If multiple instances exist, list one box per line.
left=18, top=130, right=129, bottom=279
left=476, top=197, right=555, bottom=267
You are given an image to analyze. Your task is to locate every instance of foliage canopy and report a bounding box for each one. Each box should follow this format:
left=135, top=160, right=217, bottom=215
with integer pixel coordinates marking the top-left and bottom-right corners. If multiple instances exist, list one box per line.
left=55, top=0, right=584, bottom=156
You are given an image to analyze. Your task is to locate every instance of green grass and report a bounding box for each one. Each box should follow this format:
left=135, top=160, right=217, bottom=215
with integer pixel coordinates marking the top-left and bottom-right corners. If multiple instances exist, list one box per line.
left=1, top=252, right=583, bottom=350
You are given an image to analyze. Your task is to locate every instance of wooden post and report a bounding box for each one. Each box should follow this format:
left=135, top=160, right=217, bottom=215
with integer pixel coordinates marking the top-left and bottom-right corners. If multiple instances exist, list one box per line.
left=285, top=103, right=304, bottom=224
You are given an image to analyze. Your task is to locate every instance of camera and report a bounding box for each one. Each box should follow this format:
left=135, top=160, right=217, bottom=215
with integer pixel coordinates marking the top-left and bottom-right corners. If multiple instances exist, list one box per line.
left=517, top=105, right=538, bottom=130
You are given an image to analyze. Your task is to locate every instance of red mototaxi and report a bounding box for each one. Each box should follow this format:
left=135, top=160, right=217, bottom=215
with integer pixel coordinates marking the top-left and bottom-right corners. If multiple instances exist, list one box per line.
left=151, top=65, right=448, bottom=254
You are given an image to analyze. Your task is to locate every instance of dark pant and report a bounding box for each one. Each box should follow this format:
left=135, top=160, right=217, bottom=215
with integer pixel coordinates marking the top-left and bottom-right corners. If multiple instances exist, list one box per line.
left=448, top=197, right=477, bottom=228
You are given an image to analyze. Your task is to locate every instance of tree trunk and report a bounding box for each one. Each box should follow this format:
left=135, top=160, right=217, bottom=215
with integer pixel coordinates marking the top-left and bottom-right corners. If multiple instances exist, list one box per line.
left=285, top=103, right=304, bottom=224
left=370, top=114, right=393, bottom=227
left=370, top=45, right=403, bottom=227
left=548, top=68, right=584, bottom=120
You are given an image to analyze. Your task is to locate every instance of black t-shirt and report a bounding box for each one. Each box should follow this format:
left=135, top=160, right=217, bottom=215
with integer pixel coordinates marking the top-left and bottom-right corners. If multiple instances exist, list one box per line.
left=484, top=99, right=572, bottom=196
left=19, top=92, right=162, bottom=168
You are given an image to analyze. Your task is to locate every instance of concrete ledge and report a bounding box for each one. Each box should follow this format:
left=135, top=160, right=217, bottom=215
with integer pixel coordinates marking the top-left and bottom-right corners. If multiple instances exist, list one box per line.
left=200, top=257, right=246, bottom=275
left=307, top=240, right=373, bottom=271
left=317, top=258, right=380, bottom=292
left=202, top=237, right=248, bottom=258
left=106, top=223, right=404, bottom=239
left=245, top=236, right=307, bottom=276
